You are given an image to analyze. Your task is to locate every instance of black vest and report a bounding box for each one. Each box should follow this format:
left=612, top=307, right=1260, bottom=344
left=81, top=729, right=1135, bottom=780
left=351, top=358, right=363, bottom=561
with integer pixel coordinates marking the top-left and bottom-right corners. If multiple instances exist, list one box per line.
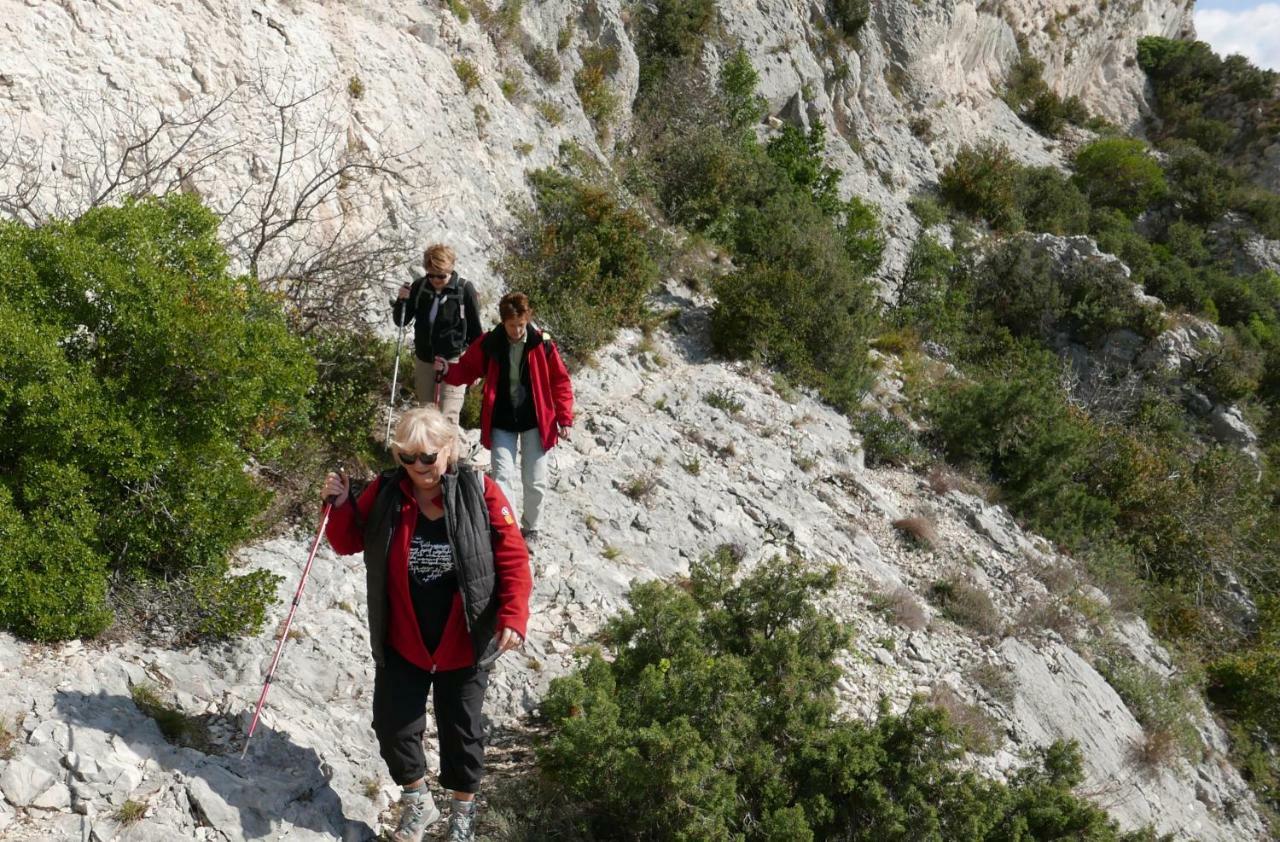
left=361, top=465, right=499, bottom=667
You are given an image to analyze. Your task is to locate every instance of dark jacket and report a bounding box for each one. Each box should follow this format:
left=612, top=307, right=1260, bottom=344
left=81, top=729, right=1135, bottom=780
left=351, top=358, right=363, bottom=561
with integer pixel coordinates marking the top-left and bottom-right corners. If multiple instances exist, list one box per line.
left=325, top=465, right=531, bottom=670
left=391, top=271, right=483, bottom=362
left=443, top=324, right=574, bottom=452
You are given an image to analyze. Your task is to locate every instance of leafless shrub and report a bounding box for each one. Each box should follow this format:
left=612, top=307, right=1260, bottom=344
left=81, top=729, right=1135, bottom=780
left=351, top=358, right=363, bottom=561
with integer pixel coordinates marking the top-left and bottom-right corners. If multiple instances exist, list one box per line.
left=928, top=684, right=1002, bottom=754
left=893, top=516, right=939, bottom=549
left=868, top=586, right=929, bottom=631
left=1130, top=727, right=1179, bottom=769
left=1014, top=597, right=1079, bottom=642
left=1, top=70, right=431, bottom=333
left=967, top=661, right=1017, bottom=707
left=929, top=574, right=1003, bottom=637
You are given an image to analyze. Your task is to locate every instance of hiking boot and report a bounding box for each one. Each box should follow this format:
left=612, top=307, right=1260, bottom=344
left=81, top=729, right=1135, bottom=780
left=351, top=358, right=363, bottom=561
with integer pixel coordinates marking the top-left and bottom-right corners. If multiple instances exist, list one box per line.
left=390, top=788, right=439, bottom=842
left=447, top=797, right=477, bottom=842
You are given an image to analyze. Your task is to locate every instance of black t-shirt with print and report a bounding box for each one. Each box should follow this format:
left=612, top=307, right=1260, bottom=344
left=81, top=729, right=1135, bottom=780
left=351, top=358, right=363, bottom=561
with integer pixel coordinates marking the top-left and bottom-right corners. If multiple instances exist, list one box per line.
left=406, top=511, right=457, bottom=653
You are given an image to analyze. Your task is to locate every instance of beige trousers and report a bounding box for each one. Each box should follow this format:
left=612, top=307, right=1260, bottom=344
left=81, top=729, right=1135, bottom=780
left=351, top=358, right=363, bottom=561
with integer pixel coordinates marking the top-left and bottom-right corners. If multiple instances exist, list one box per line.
left=414, top=356, right=465, bottom=426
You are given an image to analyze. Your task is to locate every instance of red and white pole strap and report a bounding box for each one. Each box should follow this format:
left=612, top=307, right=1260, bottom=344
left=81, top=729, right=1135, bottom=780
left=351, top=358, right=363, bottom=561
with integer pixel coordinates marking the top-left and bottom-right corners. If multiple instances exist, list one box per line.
left=241, top=498, right=334, bottom=759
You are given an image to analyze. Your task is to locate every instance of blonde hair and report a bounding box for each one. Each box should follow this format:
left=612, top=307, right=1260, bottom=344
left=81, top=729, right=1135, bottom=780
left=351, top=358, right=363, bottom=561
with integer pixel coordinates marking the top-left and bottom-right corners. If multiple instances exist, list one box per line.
left=391, top=406, right=459, bottom=467
left=423, top=244, right=457, bottom=274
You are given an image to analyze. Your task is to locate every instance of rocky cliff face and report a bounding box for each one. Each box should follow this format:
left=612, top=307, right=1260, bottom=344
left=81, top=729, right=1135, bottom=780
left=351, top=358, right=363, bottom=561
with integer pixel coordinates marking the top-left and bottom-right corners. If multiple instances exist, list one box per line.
left=1, top=0, right=1192, bottom=282
left=4, top=1, right=1266, bottom=840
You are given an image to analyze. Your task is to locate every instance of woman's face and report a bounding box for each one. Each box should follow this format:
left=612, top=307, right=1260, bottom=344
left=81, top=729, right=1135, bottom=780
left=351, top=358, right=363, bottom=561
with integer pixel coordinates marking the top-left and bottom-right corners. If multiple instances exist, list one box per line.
left=398, top=438, right=451, bottom=489
left=503, top=313, right=530, bottom=343
left=426, top=262, right=453, bottom=291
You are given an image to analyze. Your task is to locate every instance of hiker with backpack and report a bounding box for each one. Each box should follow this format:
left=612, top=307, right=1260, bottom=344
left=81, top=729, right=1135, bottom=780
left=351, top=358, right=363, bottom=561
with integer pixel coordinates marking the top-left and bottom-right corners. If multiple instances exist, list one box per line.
left=436, top=292, right=573, bottom=547
left=393, top=244, right=483, bottom=424
left=321, top=406, right=531, bottom=842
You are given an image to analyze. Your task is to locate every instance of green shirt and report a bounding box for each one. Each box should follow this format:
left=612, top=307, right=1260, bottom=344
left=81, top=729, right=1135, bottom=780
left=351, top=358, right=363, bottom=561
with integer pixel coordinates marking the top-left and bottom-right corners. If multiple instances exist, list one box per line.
left=508, top=334, right=525, bottom=405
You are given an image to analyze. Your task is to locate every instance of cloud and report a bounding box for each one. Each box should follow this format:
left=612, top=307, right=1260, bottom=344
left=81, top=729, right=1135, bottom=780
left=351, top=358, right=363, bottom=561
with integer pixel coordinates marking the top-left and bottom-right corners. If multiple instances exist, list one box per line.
left=1194, top=4, right=1280, bottom=71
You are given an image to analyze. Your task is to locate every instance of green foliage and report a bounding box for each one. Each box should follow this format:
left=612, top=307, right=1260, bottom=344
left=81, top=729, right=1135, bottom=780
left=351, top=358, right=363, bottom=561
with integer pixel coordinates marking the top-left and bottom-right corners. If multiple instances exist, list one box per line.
left=635, top=0, right=717, bottom=94
left=1094, top=640, right=1202, bottom=762
left=1210, top=598, right=1280, bottom=741
left=1015, top=166, right=1090, bottom=235
left=130, top=683, right=213, bottom=751
left=0, top=195, right=313, bottom=641
left=1003, top=51, right=1088, bottom=137
left=498, top=167, right=659, bottom=357
left=308, top=328, right=398, bottom=464
left=574, top=46, right=620, bottom=130
left=347, top=75, right=365, bottom=99
left=939, top=142, right=1023, bottom=231
left=453, top=58, right=481, bottom=92
left=1073, top=138, right=1167, bottom=218
left=931, top=345, right=1115, bottom=543
left=525, top=44, right=561, bottom=83
left=529, top=546, right=1160, bottom=840
left=830, top=0, right=871, bottom=37
left=855, top=410, right=926, bottom=468
left=712, top=190, right=878, bottom=412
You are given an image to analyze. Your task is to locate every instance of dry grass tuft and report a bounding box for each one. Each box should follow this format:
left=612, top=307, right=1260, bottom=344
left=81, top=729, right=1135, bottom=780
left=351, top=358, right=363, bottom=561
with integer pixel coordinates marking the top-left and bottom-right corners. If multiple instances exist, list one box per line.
left=869, top=587, right=929, bottom=631
left=893, top=516, right=939, bottom=548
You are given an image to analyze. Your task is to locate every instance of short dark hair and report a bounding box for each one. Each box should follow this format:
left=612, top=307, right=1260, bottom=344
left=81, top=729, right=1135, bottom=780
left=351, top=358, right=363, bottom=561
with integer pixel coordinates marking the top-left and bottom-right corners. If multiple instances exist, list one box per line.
left=499, top=292, right=532, bottom=321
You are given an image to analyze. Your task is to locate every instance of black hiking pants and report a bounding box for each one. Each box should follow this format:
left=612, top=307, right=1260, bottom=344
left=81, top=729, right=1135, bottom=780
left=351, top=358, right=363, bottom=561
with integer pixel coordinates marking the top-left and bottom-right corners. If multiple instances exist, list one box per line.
left=372, top=646, right=490, bottom=792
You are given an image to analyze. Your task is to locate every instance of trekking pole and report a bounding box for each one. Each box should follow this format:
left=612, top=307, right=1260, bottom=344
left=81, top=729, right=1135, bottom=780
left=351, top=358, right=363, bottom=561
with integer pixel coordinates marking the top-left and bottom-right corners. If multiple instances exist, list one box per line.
left=384, top=316, right=407, bottom=443
left=241, top=481, right=339, bottom=759
left=385, top=268, right=418, bottom=442
left=433, top=368, right=444, bottom=409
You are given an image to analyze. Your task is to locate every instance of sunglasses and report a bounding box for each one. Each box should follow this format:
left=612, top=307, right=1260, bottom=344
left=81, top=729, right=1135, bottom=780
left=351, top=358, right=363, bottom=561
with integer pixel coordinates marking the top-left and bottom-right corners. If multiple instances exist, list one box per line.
left=398, top=451, right=440, bottom=466
left=425, top=272, right=449, bottom=281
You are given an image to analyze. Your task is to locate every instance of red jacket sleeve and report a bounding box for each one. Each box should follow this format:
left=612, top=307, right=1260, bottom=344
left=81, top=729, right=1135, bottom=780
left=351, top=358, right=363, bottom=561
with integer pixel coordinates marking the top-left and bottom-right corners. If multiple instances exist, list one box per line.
left=482, top=475, right=532, bottom=639
left=546, top=342, right=574, bottom=428
left=325, top=478, right=381, bottom=555
left=443, top=334, right=488, bottom=386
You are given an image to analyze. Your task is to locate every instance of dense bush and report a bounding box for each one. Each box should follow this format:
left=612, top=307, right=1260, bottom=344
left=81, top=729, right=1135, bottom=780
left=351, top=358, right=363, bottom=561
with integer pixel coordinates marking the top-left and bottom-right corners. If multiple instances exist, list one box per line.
left=831, top=0, right=871, bottom=37
left=939, top=142, right=1023, bottom=231
left=1015, top=166, right=1090, bottom=235
left=498, top=166, right=660, bottom=357
left=1003, top=51, right=1089, bottom=137
left=974, top=237, right=1163, bottom=346
left=0, top=195, right=314, bottom=640
left=712, top=190, right=879, bottom=412
left=1073, top=138, right=1167, bottom=218
left=931, top=345, right=1115, bottom=543
left=634, top=0, right=717, bottom=94
left=527, top=546, right=1162, bottom=841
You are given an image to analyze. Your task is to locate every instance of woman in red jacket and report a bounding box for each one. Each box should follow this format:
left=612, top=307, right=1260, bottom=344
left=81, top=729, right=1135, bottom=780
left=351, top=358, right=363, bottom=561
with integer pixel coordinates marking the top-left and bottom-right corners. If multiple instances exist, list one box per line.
left=436, top=292, right=574, bottom=546
left=322, top=406, right=531, bottom=842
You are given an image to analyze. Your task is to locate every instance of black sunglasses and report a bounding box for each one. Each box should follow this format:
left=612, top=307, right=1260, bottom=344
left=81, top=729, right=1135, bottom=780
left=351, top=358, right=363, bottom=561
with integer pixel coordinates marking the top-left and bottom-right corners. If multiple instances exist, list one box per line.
left=398, top=451, right=440, bottom=466
left=425, top=272, right=449, bottom=281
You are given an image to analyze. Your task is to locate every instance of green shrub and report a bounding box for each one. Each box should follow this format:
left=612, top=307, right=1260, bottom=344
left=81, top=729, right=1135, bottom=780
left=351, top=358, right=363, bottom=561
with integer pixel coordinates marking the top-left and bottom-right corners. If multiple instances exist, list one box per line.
left=1210, top=597, right=1280, bottom=746
left=525, top=45, right=561, bottom=83
left=574, top=46, right=619, bottom=130
left=527, top=546, right=1160, bottom=840
left=1015, top=166, right=1090, bottom=235
left=308, top=328, right=398, bottom=464
left=973, top=236, right=1160, bottom=346
left=497, top=168, right=659, bottom=357
left=939, top=142, right=1024, bottom=230
left=1073, top=138, right=1167, bottom=217
left=1161, top=142, right=1237, bottom=224
left=931, top=345, right=1115, bottom=542
left=635, top=0, right=716, bottom=94
left=1003, top=51, right=1088, bottom=137
left=0, top=195, right=313, bottom=641
left=712, top=190, right=878, bottom=412
left=892, top=234, right=969, bottom=343
left=831, top=0, right=870, bottom=37
left=855, top=410, right=926, bottom=468
left=453, top=58, right=481, bottom=93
